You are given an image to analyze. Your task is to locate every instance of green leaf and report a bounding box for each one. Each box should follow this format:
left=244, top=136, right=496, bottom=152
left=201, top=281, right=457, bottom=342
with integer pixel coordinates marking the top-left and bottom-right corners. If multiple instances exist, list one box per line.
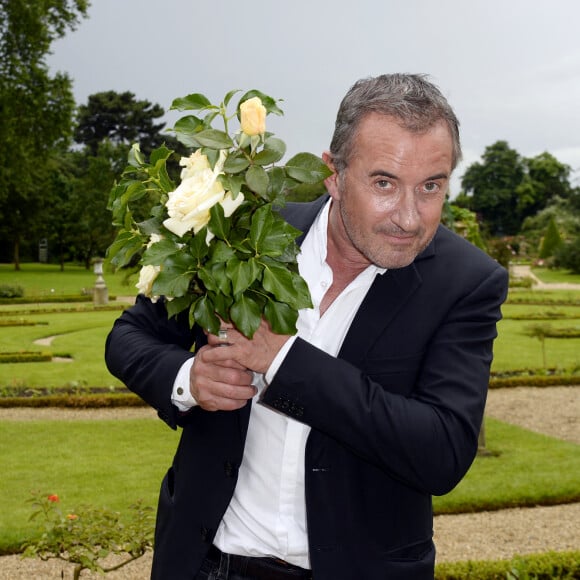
left=264, top=299, right=299, bottom=335
left=230, top=293, right=262, bottom=338
left=219, top=173, right=245, bottom=197
left=267, top=167, right=286, bottom=198
left=208, top=202, right=230, bottom=240
left=210, top=239, right=236, bottom=263
left=173, top=115, right=204, bottom=147
left=128, top=144, right=145, bottom=168
left=261, top=262, right=297, bottom=304
left=192, top=129, right=233, bottom=149
left=246, top=165, right=269, bottom=197
left=212, top=291, right=233, bottom=321
left=166, top=295, right=193, bottom=319
left=223, top=152, right=251, bottom=174
left=223, top=89, right=241, bottom=107
left=188, top=228, right=210, bottom=262
left=253, top=137, right=286, bottom=165
left=142, top=239, right=181, bottom=266
left=193, top=295, right=220, bottom=334
left=152, top=253, right=196, bottom=297
left=106, top=230, right=145, bottom=269
left=226, top=257, right=261, bottom=295
left=285, top=152, right=332, bottom=184
left=262, top=261, right=312, bottom=309
left=170, top=93, right=212, bottom=111
left=249, top=204, right=274, bottom=249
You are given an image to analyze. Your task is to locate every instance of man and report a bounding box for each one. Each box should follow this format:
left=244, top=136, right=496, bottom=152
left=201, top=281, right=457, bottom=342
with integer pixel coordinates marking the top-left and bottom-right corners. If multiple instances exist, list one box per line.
left=105, top=73, right=508, bottom=579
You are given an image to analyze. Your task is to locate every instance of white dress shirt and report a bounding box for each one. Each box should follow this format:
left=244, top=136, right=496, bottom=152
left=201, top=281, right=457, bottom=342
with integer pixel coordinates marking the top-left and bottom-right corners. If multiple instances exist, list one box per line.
left=172, top=199, right=385, bottom=568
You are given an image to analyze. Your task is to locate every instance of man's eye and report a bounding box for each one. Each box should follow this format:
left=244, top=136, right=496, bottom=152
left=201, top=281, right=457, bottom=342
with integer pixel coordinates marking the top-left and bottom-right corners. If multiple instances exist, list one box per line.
left=423, top=182, right=440, bottom=193
left=376, top=179, right=391, bottom=189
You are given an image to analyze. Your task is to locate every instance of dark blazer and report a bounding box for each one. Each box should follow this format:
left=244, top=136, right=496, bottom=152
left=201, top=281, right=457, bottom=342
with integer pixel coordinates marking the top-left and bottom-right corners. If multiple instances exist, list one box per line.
left=105, top=195, right=508, bottom=579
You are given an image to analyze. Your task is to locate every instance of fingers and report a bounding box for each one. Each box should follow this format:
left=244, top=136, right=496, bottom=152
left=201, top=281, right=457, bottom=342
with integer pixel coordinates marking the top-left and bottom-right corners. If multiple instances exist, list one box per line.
left=190, top=345, right=256, bottom=412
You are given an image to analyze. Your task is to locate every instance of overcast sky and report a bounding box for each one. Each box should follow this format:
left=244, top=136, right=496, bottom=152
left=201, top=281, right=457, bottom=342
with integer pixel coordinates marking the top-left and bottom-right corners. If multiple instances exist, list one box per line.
left=47, top=0, right=580, bottom=196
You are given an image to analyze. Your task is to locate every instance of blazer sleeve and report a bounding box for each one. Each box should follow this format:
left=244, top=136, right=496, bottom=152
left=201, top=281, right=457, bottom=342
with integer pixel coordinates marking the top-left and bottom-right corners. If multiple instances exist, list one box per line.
left=261, top=258, right=509, bottom=496
left=105, top=295, right=201, bottom=429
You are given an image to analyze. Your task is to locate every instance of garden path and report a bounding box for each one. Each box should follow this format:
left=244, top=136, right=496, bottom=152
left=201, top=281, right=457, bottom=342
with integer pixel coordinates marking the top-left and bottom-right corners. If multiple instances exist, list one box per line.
left=0, top=386, right=578, bottom=577
left=511, top=264, right=580, bottom=290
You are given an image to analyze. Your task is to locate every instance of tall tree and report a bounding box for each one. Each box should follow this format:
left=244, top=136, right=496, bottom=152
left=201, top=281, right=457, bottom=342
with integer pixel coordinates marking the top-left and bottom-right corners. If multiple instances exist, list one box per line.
left=74, top=91, right=167, bottom=156
left=460, top=141, right=524, bottom=236
left=0, top=0, right=89, bottom=268
left=516, top=152, right=574, bottom=221
left=69, top=91, right=188, bottom=267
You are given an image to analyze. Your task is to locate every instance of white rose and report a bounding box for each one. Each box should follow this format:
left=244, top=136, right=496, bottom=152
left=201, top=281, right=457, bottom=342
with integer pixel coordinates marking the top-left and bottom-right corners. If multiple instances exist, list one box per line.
left=163, top=150, right=229, bottom=238
left=135, top=264, right=161, bottom=302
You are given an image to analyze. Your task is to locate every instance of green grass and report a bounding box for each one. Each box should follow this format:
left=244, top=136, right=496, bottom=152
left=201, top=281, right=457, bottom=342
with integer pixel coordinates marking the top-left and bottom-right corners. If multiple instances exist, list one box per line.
left=492, top=317, right=580, bottom=372
left=0, top=415, right=577, bottom=555
left=0, top=262, right=138, bottom=299
left=0, top=310, right=125, bottom=389
left=433, top=418, right=580, bottom=513
left=532, top=266, right=580, bottom=285
left=0, top=417, right=179, bottom=554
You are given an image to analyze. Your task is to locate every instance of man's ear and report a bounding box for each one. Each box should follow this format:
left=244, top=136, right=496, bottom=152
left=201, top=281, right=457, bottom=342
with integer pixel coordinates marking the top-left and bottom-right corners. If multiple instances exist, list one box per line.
left=322, top=151, right=340, bottom=200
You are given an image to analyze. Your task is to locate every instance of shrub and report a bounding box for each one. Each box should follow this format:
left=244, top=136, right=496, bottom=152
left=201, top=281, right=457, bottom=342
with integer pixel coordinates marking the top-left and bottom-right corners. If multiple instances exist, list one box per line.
left=555, top=236, right=580, bottom=274
left=22, top=492, right=154, bottom=580
left=435, top=550, right=580, bottom=579
left=0, top=284, right=24, bottom=298
left=538, top=216, right=564, bottom=259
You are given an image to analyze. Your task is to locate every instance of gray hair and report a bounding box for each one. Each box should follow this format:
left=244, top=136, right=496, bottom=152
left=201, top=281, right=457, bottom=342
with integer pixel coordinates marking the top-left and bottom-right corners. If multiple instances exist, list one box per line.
left=329, top=73, right=462, bottom=172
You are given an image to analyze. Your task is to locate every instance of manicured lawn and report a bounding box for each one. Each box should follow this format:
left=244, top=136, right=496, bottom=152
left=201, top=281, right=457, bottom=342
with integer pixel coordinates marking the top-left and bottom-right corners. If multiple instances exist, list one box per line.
left=0, top=417, right=179, bottom=554
left=492, top=317, right=580, bottom=372
left=0, top=262, right=138, bottom=299
left=433, top=418, right=580, bottom=513
left=0, top=415, right=577, bottom=554
left=532, top=266, right=580, bottom=285
left=0, top=310, right=126, bottom=389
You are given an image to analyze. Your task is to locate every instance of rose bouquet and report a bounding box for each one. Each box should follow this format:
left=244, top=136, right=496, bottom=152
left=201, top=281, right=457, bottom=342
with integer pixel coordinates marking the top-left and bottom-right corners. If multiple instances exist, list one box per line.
left=107, top=90, right=331, bottom=338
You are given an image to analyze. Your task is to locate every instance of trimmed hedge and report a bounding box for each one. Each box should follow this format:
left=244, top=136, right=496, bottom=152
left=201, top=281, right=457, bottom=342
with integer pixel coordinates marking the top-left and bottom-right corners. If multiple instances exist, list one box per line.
left=0, top=352, right=52, bottom=363
left=0, top=295, right=118, bottom=305
left=435, top=550, right=580, bottom=579
left=490, top=375, right=580, bottom=388
left=0, top=304, right=127, bottom=317
left=507, top=296, right=580, bottom=306
left=0, top=284, right=24, bottom=298
left=0, top=393, right=144, bottom=408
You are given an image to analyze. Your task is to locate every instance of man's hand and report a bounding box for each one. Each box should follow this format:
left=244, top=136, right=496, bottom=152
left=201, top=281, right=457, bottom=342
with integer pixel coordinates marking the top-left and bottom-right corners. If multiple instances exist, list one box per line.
left=189, top=344, right=256, bottom=412
left=206, top=319, right=291, bottom=374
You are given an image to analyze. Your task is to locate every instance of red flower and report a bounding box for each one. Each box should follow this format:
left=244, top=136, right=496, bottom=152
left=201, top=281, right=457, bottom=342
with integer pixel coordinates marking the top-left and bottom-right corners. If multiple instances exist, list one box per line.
left=66, top=514, right=78, bottom=520
left=47, top=494, right=59, bottom=503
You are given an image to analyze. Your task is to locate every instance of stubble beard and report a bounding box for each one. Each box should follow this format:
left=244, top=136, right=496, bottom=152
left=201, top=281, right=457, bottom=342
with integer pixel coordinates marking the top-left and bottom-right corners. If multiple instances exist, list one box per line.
left=338, top=198, right=434, bottom=270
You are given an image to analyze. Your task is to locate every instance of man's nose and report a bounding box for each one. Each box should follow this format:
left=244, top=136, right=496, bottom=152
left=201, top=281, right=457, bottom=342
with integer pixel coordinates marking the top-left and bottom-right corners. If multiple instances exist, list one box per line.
left=391, top=190, right=419, bottom=232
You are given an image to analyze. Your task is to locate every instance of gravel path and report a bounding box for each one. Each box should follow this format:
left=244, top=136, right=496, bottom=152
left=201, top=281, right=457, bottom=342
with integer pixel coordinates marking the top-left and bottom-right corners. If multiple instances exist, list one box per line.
left=1, top=386, right=578, bottom=577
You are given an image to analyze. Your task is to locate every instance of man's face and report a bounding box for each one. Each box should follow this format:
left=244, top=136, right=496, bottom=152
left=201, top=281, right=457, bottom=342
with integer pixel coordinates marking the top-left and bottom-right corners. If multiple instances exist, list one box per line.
left=325, top=113, right=453, bottom=269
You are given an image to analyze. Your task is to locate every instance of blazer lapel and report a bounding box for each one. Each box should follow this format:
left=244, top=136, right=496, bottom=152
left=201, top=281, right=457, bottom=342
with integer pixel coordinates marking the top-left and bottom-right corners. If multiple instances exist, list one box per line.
left=338, top=226, right=440, bottom=365
left=338, top=263, right=423, bottom=365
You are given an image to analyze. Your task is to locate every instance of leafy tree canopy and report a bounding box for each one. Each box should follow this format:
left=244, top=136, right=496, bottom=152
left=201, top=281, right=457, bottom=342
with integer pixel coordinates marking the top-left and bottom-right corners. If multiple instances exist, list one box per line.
left=0, top=0, right=89, bottom=268
left=74, top=91, right=167, bottom=155
left=460, top=141, right=576, bottom=236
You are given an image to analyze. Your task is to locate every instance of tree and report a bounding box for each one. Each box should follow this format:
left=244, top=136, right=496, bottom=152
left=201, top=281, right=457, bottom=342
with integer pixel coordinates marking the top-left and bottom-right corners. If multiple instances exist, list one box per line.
left=460, top=141, right=524, bottom=236
left=69, top=91, right=187, bottom=267
left=460, top=143, right=576, bottom=238
left=516, top=152, right=574, bottom=221
left=538, top=216, right=564, bottom=259
left=74, top=91, right=167, bottom=156
left=0, top=0, right=89, bottom=269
